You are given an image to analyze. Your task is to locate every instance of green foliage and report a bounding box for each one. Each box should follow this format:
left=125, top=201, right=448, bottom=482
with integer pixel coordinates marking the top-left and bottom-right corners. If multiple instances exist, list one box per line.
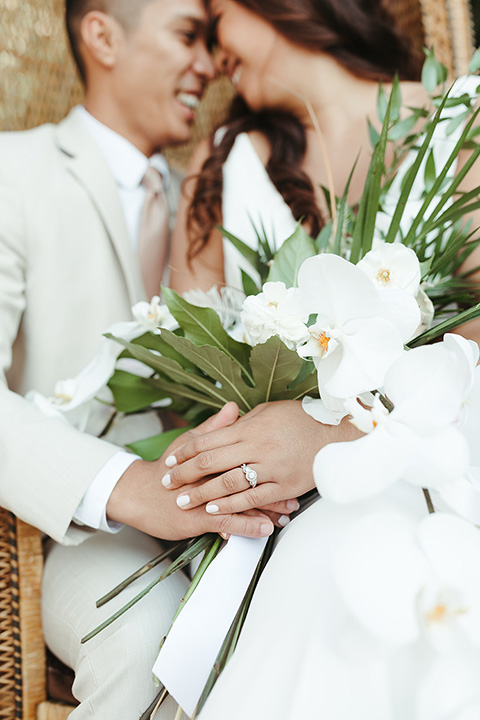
left=266, top=225, right=316, bottom=286
left=127, top=427, right=191, bottom=461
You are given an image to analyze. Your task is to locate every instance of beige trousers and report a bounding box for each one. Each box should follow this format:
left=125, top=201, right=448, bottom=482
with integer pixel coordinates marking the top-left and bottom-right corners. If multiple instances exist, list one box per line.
left=42, top=526, right=189, bottom=720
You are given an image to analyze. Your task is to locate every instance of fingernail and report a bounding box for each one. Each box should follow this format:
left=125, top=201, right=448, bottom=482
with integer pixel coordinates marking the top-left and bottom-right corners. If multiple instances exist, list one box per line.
left=220, top=532, right=230, bottom=540
left=260, top=523, right=273, bottom=536
left=176, top=494, right=190, bottom=508
left=161, top=473, right=171, bottom=488
left=278, top=515, right=290, bottom=527
left=165, top=455, right=177, bottom=467
left=287, top=500, right=300, bottom=512
left=206, top=503, right=219, bottom=514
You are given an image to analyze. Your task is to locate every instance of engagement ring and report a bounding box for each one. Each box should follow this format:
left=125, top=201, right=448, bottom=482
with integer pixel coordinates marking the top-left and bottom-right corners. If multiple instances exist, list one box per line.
left=241, top=463, right=258, bottom=488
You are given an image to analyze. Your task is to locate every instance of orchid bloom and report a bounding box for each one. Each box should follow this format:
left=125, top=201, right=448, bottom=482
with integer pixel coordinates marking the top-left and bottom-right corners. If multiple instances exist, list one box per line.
left=333, top=510, right=480, bottom=719
left=296, top=254, right=420, bottom=410
left=26, top=341, right=117, bottom=432
left=240, top=281, right=309, bottom=349
left=357, top=242, right=421, bottom=296
left=106, top=295, right=177, bottom=342
left=314, top=334, right=476, bottom=503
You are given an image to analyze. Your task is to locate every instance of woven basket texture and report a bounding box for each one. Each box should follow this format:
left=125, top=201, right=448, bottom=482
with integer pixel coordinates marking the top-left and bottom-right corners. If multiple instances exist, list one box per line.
left=0, top=509, right=21, bottom=720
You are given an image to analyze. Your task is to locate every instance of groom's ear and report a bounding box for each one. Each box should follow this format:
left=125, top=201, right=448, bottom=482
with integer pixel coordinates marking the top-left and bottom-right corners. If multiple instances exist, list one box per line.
left=79, top=10, right=123, bottom=74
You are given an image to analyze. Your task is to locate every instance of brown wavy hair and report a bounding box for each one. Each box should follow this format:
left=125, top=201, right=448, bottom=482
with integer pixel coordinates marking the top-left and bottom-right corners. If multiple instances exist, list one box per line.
left=187, top=0, right=423, bottom=260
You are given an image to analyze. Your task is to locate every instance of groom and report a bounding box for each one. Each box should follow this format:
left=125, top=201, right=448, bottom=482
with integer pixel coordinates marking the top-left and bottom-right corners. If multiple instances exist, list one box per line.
left=0, top=0, right=273, bottom=717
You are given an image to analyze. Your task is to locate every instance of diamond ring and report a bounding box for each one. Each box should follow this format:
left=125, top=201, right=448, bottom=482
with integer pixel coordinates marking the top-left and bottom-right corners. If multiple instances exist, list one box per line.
left=241, top=463, right=258, bottom=488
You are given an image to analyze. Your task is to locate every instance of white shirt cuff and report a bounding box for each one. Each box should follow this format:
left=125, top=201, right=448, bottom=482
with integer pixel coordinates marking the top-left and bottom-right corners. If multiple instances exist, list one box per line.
left=73, top=451, right=140, bottom=533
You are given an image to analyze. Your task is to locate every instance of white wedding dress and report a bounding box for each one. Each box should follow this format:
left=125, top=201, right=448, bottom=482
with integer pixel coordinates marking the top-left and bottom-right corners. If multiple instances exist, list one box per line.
left=199, top=76, right=480, bottom=720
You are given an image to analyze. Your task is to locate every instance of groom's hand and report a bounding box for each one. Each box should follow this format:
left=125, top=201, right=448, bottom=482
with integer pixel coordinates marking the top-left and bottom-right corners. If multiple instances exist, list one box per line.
left=106, top=402, right=275, bottom=539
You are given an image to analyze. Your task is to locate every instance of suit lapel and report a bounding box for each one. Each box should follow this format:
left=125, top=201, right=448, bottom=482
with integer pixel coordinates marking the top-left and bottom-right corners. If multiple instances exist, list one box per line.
left=55, top=110, right=145, bottom=305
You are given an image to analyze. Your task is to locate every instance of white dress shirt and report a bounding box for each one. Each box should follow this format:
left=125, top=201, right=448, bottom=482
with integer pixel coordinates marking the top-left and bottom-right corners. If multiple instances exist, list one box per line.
left=73, top=107, right=169, bottom=532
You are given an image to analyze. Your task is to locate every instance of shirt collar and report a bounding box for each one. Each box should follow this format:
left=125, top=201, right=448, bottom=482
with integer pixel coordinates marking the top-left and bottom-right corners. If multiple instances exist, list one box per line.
left=75, top=106, right=170, bottom=190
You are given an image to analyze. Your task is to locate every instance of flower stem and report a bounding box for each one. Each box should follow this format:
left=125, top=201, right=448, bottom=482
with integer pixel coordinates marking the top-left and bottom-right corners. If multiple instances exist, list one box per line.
left=96, top=539, right=190, bottom=607
left=81, top=535, right=216, bottom=643
left=138, top=685, right=168, bottom=720
left=423, top=488, right=435, bottom=514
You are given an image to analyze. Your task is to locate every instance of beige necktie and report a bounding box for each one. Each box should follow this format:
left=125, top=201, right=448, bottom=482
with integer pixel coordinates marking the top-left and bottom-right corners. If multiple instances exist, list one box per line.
left=139, top=166, right=170, bottom=299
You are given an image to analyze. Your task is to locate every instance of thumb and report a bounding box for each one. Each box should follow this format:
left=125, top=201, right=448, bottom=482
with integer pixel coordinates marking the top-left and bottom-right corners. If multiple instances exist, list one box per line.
left=193, top=402, right=239, bottom=435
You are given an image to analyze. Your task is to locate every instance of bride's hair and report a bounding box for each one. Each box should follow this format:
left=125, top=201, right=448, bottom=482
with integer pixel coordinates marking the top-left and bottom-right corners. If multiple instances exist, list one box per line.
left=187, top=0, right=423, bottom=260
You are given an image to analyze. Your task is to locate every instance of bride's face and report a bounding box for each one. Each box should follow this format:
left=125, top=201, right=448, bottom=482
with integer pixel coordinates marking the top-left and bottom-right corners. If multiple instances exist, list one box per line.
left=209, top=0, right=284, bottom=111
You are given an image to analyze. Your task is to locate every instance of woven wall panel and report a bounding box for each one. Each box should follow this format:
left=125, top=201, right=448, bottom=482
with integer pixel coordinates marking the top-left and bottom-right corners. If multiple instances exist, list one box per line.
left=0, top=509, right=20, bottom=720
left=0, top=0, right=83, bottom=131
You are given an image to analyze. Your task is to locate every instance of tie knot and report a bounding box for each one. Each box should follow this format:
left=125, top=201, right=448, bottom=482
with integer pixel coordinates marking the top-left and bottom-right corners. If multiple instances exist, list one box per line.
left=142, top=165, right=164, bottom=194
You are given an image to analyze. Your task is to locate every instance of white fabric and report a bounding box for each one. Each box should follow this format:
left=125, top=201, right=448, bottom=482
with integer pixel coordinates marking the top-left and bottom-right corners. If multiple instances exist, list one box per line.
left=73, top=451, right=139, bottom=532
left=153, top=536, right=268, bottom=716
left=199, top=78, right=480, bottom=720
left=221, top=132, right=298, bottom=291
left=200, top=486, right=428, bottom=720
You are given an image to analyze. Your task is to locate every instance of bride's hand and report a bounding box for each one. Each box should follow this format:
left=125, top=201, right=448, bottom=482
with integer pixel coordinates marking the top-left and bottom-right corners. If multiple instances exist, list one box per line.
left=160, top=400, right=359, bottom=515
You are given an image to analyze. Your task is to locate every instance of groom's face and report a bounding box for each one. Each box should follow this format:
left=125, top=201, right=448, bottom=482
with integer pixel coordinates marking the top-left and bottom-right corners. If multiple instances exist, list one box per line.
left=109, top=0, right=215, bottom=155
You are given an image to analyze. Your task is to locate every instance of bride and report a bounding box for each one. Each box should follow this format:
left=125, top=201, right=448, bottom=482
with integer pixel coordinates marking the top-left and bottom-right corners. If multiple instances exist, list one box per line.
left=167, top=0, right=480, bottom=521
left=164, top=0, right=480, bottom=717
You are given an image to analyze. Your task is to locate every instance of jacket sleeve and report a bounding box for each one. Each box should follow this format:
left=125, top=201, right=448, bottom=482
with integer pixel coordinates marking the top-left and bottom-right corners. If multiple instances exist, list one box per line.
left=0, top=142, right=122, bottom=546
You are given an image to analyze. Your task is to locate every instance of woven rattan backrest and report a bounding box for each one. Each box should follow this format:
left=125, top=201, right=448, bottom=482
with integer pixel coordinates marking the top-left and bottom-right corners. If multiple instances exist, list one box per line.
left=0, top=0, right=475, bottom=169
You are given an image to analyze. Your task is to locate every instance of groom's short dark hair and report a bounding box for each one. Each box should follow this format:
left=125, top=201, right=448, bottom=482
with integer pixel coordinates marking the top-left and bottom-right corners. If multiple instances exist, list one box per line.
left=65, top=0, right=154, bottom=84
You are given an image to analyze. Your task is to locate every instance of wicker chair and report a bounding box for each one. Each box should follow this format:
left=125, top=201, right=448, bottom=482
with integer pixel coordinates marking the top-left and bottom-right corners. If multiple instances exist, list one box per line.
left=0, top=0, right=475, bottom=718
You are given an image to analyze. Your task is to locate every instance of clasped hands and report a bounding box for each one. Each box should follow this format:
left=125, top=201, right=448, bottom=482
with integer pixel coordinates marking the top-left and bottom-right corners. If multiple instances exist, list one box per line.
left=160, top=400, right=324, bottom=538
left=108, top=399, right=325, bottom=541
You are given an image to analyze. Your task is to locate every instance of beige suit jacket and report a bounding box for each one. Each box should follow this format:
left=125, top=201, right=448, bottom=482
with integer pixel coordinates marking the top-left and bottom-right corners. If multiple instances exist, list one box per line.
left=0, top=109, right=179, bottom=544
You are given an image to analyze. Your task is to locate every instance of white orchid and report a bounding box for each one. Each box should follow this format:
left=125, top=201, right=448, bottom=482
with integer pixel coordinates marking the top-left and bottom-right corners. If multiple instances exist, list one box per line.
left=106, top=295, right=177, bottom=342
left=240, top=281, right=309, bottom=349
left=357, top=242, right=421, bottom=296
left=333, top=510, right=480, bottom=719
left=296, top=254, right=420, bottom=410
left=314, top=334, right=476, bottom=503
left=26, top=341, right=117, bottom=432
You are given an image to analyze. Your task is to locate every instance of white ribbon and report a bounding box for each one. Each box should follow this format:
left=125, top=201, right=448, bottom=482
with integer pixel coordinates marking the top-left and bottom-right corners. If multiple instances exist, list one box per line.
left=153, top=535, right=267, bottom=716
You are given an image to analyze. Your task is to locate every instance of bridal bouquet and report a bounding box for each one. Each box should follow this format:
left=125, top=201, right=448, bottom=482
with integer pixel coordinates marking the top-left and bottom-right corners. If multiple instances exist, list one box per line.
left=31, top=52, right=480, bottom=718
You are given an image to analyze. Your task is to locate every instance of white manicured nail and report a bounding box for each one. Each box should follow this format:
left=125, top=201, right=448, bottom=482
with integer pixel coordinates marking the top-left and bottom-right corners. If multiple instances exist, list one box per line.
left=165, top=455, right=177, bottom=467
left=287, top=500, right=300, bottom=512
left=206, top=503, right=219, bottom=514
left=278, top=515, right=290, bottom=527
left=176, top=494, right=190, bottom=508
left=161, top=473, right=171, bottom=488
left=260, top=523, right=273, bottom=536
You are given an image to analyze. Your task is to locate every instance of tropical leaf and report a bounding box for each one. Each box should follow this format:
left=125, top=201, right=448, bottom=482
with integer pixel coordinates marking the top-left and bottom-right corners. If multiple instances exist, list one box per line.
left=106, top=334, right=232, bottom=409
left=108, top=369, right=171, bottom=413
left=248, top=336, right=306, bottom=403
left=130, top=332, right=198, bottom=372
left=241, top=269, right=260, bottom=296
left=218, top=226, right=259, bottom=271
left=266, top=225, right=316, bottom=286
left=160, top=329, right=258, bottom=412
left=350, top=76, right=396, bottom=262
left=127, top=427, right=191, bottom=461
left=162, top=288, right=252, bottom=375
